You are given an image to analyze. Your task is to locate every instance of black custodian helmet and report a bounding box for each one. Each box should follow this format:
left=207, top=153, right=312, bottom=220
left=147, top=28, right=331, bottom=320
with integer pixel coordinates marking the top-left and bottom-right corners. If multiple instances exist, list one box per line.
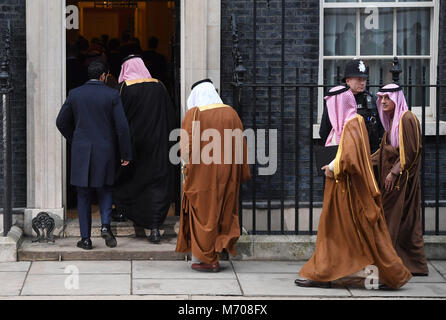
left=342, top=59, right=369, bottom=82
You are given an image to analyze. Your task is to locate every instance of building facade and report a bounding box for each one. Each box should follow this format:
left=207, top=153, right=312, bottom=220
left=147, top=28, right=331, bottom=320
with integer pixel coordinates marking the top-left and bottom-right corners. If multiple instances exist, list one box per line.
left=0, top=0, right=445, bottom=236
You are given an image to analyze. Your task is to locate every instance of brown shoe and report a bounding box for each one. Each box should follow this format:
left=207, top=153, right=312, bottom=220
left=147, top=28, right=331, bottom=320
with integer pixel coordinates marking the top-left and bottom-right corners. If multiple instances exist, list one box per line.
left=191, top=262, right=220, bottom=272
left=295, top=279, right=332, bottom=288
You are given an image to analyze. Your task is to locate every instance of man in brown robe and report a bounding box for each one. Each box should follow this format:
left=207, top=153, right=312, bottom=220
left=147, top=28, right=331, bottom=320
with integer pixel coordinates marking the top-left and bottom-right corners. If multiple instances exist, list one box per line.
left=296, top=86, right=412, bottom=289
left=176, top=79, right=251, bottom=272
left=373, top=83, right=428, bottom=276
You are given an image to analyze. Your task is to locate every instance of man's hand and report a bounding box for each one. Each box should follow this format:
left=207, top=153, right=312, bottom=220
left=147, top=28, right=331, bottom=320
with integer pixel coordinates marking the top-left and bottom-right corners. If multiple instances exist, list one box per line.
left=321, top=165, right=334, bottom=179
left=385, top=172, right=397, bottom=191
left=121, top=160, right=130, bottom=167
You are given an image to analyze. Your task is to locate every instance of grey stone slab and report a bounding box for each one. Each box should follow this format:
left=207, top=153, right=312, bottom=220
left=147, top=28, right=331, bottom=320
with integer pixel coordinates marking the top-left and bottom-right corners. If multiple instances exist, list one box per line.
left=2, top=295, right=190, bottom=300
left=0, top=272, right=27, bottom=296
left=21, top=274, right=130, bottom=296
left=133, top=261, right=235, bottom=279
left=29, top=261, right=131, bottom=275
left=408, top=262, right=446, bottom=283
left=237, top=273, right=351, bottom=297
left=430, top=261, right=446, bottom=277
left=349, top=282, right=446, bottom=298
left=232, top=261, right=304, bottom=274
left=0, top=262, right=31, bottom=272
left=133, top=279, right=242, bottom=296
left=424, top=236, right=446, bottom=260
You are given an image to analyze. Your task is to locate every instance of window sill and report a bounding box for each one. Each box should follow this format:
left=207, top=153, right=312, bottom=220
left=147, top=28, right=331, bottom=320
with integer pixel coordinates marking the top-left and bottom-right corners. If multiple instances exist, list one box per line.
left=313, top=120, right=446, bottom=139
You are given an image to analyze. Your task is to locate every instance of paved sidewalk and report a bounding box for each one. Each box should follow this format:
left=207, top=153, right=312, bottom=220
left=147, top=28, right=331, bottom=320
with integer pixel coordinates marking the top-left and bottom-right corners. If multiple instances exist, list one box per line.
left=0, top=260, right=446, bottom=299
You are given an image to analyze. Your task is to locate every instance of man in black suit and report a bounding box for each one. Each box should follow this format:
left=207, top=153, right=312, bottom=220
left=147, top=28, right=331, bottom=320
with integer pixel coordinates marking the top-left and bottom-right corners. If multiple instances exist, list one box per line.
left=56, top=61, right=132, bottom=250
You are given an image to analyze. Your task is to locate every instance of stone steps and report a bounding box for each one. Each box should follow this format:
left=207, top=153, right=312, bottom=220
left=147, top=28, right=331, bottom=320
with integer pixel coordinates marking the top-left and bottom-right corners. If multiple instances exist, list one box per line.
left=63, top=216, right=180, bottom=238
left=18, top=216, right=184, bottom=261
left=18, top=236, right=186, bottom=261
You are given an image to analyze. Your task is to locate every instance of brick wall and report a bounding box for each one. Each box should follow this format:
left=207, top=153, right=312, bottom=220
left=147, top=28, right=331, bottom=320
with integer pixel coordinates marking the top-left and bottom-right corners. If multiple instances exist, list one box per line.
left=0, top=0, right=27, bottom=208
left=222, top=0, right=323, bottom=204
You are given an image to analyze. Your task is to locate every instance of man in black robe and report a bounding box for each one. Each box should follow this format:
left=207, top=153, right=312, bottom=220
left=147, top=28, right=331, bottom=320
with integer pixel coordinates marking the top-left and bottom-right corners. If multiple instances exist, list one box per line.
left=113, top=55, right=176, bottom=243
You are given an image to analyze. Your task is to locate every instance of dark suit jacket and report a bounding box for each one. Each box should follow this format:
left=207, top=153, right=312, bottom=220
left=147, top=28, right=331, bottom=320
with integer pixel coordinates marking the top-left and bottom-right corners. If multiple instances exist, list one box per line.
left=56, top=80, right=132, bottom=187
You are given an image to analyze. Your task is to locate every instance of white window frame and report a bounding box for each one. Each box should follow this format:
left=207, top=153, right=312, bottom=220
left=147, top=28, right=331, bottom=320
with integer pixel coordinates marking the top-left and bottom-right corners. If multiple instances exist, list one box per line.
left=315, top=0, right=444, bottom=137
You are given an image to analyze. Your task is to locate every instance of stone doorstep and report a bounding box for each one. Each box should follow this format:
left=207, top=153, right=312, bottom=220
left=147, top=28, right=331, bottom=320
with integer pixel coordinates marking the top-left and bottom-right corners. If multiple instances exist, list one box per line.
left=17, top=236, right=186, bottom=261
left=0, top=226, right=24, bottom=262
left=63, top=216, right=180, bottom=238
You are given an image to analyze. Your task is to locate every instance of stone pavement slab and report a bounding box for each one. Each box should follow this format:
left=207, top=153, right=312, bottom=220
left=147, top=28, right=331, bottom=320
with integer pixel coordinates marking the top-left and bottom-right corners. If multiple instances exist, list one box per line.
left=237, top=273, right=351, bottom=297
left=133, top=279, right=242, bottom=296
left=0, top=261, right=30, bottom=272
left=408, top=262, right=446, bottom=283
left=1, top=295, right=189, bottom=300
left=0, top=272, right=28, bottom=296
left=133, top=261, right=235, bottom=279
left=29, top=261, right=131, bottom=275
left=430, top=261, right=446, bottom=276
left=232, top=261, right=302, bottom=274
left=349, top=283, right=446, bottom=298
left=21, top=274, right=131, bottom=296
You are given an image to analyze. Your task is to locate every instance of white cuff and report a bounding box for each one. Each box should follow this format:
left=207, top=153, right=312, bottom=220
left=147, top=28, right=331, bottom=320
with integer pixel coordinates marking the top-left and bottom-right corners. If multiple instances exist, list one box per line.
left=328, top=159, right=335, bottom=172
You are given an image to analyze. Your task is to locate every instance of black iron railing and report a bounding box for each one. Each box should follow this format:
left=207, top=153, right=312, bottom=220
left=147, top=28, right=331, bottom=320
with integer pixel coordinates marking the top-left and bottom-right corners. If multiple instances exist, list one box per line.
left=230, top=13, right=445, bottom=236
left=0, top=20, right=13, bottom=236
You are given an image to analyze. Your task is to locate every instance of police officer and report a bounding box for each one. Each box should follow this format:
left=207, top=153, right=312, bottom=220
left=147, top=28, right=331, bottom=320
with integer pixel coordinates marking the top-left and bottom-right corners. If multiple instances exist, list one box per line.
left=320, top=59, right=384, bottom=154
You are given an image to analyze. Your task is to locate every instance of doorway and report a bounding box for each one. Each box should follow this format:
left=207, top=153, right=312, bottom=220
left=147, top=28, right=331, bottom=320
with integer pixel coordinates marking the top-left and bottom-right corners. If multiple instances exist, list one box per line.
left=65, top=0, right=181, bottom=221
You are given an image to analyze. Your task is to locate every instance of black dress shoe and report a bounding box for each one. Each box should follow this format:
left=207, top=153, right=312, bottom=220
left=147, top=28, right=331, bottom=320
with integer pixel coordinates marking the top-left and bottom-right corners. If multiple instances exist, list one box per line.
left=148, top=229, right=161, bottom=244
left=378, top=284, right=395, bottom=290
left=412, top=273, right=429, bottom=277
left=191, top=262, right=220, bottom=272
left=294, top=279, right=332, bottom=288
left=111, top=208, right=126, bottom=222
left=77, top=238, right=93, bottom=250
left=101, top=225, right=117, bottom=248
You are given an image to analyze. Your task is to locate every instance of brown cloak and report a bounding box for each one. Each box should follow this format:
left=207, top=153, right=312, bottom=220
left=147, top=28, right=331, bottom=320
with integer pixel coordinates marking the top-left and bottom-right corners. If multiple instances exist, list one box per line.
left=373, top=110, right=428, bottom=274
left=299, top=115, right=412, bottom=289
left=175, top=104, right=251, bottom=264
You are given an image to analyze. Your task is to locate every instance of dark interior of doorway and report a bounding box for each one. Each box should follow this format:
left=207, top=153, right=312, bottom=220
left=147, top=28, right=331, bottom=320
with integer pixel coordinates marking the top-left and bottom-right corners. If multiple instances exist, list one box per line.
left=65, top=0, right=181, bottom=220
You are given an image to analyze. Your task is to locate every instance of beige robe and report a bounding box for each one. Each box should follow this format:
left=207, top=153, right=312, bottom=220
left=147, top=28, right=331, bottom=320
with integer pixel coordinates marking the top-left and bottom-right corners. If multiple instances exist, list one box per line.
left=175, top=104, right=251, bottom=264
left=299, top=115, right=412, bottom=289
left=372, top=110, right=428, bottom=274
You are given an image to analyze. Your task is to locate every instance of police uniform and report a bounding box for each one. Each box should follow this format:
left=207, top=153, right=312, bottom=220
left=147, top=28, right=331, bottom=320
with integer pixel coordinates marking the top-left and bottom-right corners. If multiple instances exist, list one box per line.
left=319, top=59, right=384, bottom=154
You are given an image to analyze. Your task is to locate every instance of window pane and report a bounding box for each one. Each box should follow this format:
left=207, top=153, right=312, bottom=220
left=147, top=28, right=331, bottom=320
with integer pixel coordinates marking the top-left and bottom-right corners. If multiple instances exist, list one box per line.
left=397, top=8, right=430, bottom=56
left=323, top=60, right=349, bottom=85
left=324, top=59, right=430, bottom=105
left=323, top=59, right=394, bottom=86
left=360, top=8, right=393, bottom=56
left=324, top=9, right=356, bottom=56
left=399, top=59, right=430, bottom=107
